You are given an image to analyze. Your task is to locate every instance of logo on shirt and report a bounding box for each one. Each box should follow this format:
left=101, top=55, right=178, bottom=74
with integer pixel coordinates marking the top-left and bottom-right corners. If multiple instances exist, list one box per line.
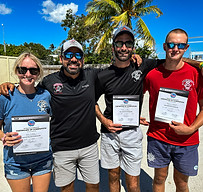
left=53, top=83, right=63, bottom=93
left=82, top=84, right=89, bottom=88
left=131, top=70, right=142, bottom=82
left=182, top=79, right=194, bottom=91
left=38, top=100, right=49, bottom=113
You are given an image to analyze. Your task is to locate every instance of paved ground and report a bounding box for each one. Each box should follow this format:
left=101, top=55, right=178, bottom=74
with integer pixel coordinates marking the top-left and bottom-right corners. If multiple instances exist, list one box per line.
left=0, top=93, right=203, bottom=191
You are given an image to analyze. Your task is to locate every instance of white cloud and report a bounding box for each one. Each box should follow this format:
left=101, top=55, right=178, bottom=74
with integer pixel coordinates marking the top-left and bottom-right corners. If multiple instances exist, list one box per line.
left=0, top=4, right=12, bottom=15
left=40, top=0, right=78, bottom=23
left=135, top=38, right=145, bottom=47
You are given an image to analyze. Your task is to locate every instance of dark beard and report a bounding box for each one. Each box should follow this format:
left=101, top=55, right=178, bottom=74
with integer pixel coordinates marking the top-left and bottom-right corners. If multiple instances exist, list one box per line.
left=114, top=49, right=132, bottom=62
left=64, top=66, right=81, bottom=75
left=64, top=61, right=82, bottom=75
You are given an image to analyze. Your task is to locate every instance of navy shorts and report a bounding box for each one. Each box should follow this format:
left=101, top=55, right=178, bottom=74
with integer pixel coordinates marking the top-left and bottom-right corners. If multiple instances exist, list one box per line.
left=147, top=136, right=199, bottom=176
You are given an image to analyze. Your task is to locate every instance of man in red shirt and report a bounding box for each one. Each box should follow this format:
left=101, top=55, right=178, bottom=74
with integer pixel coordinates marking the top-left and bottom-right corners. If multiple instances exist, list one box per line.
left=144, top=28, right=203, bottom=192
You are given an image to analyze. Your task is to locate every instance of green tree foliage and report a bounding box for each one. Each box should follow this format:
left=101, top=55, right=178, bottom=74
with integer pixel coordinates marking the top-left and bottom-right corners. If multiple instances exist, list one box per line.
left=61, top=9, right=112, bottom=64
left=85, top=0, right=163, bottom=53
left=0, top=43, right=51, bottom=60
left=49, top=44, right=55, bottom=52
left=61, top=8, right=158, bottom=63
left=135, top=43, right=157, bottom=59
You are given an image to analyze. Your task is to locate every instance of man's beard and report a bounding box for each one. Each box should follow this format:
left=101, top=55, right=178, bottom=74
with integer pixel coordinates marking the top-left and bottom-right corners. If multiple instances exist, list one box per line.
left=64, top=61, right=82, bottom=75
left=114, top=49, right=133, bottom=62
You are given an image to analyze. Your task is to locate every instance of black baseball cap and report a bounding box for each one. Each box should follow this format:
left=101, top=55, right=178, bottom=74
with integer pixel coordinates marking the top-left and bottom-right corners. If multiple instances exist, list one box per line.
left=113, top=25, right=134, bottom=42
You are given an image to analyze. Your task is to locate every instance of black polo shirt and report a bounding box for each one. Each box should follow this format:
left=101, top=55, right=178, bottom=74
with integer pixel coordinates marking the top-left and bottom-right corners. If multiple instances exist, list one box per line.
left=95, top=59, right=163, bottom=133
left=39, top=67, right=100, bottom=152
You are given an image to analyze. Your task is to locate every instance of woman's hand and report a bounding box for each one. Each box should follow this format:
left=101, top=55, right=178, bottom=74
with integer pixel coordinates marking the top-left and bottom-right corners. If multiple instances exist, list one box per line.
left=4, top=132, right=22, bottom=146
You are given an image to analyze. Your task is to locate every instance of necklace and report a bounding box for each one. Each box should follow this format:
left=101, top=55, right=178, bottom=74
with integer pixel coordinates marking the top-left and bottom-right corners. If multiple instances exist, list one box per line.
left=17, top=86, right=37, bottom=102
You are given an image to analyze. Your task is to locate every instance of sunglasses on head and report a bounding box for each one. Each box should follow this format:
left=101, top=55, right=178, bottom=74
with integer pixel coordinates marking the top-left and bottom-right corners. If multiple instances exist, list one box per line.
left=17, top=67, right=40, bottom=75
left=166, top=42, right=187, bottom=49
left=64, top=52, right=83, bottom=60
left=114, top=41, right=134, bottom=48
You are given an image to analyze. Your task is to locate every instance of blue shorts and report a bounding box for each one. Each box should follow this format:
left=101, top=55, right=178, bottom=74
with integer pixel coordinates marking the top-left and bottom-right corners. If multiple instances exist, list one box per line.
left=5, top=156, right=53, bottom=180
left=147, top=136, right=199, bottom=176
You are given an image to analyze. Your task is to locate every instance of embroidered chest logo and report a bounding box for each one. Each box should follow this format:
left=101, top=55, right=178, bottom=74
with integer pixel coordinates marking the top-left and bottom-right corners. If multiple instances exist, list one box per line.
left=182, top=79, right=194, bottom=91
left=131, top=70, right=143, bottom=82
left=82, top=84, right=89, bottom=89
left=53, top=83, right=63, bottom=93
left=37, top=100, right=49, bottom=113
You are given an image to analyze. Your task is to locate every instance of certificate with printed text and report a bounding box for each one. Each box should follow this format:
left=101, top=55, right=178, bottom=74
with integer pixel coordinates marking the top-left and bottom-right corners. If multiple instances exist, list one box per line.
left=113, top=95, right=139, bottom=128
left=12, top=115, right=50, bottom=155
left=155, top=87, right=189, bottom=123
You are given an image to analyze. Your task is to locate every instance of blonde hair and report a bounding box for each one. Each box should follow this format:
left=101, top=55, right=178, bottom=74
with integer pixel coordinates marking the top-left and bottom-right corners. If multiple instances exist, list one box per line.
left=13, top=52, right=43, bottom=79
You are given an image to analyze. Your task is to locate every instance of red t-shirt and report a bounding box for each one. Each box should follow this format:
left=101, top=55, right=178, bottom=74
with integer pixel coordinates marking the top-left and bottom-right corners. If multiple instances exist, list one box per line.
left=144, top=63, right=203, bottom=146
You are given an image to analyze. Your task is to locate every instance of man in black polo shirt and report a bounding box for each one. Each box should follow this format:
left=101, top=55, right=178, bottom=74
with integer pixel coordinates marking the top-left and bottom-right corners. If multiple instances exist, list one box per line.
left=39, top=39, right=100, bottom=191
left=95, top=26, right=163, bottom=192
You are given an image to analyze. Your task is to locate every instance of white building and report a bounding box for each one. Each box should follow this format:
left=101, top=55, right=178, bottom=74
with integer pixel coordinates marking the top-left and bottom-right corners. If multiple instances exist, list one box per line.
left=190, top=51, right=203, bottom=61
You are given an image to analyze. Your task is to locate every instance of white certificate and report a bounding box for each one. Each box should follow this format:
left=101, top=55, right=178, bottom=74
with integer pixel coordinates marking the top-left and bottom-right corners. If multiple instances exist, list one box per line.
left=12, top=115, right=50, bottom=155
left=113, top=95, right=139, bottom=128
left=155, top=87, right=189, bottom=123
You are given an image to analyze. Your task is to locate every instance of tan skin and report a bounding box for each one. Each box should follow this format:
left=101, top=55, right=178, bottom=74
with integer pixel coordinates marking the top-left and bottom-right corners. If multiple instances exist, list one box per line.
left=95, top=33, right=140, bottom=192
left=0, top=56, right=51, bottom=192
left=142, top=32, right=203, bottom=192
left=59, top=47, right=99, bottom=192
left=0, top=47, right=100, bottom=192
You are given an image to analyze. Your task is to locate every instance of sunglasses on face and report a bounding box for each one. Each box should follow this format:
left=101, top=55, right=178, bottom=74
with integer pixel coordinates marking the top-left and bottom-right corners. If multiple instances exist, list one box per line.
left=64, top=52, right=83, bottom=60
left=17, top=67, right=40, bottom=75
left=166, top=42, right=187, bottom=49
left=114, top=41, right=134, bottom=48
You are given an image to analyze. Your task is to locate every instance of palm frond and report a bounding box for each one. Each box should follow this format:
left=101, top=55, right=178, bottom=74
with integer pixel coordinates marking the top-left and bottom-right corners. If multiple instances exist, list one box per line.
left=136, top=6, right=163, bottom=17
left=86, top=0, right=121, bottom=13
left=85, top=0, right=162, bottom=53
left=136, top=17, right=155, bottom=47
left=134, top=0, right=153, bottom=9
left=111, top=11, right=129, bottom=26
left=95, top=25, right=115, bottom=53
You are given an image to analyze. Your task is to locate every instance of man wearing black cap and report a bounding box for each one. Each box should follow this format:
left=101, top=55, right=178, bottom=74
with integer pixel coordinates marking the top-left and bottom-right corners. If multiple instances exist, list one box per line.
left=95, top=26, right=163, bottom=192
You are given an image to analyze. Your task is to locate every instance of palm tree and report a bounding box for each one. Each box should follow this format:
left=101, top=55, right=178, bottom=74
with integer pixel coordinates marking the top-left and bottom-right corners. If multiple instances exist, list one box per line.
left=49, top=44, right=55, bottom=52
left=85, top=0, right=163, bottom=53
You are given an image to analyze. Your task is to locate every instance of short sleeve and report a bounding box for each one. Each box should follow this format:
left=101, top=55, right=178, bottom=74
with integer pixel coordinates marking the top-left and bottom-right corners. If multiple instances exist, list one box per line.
left=0, top=95, right=6, bottom=120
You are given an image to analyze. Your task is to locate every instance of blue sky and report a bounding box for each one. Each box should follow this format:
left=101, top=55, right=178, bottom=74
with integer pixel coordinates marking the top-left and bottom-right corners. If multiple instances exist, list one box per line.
left=0, top=0, right=203, bottom=58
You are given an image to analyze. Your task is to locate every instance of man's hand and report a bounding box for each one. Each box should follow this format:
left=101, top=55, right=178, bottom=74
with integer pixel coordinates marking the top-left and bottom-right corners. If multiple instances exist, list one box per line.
left=0, top=82, right=15, bottom=96
left=102, top=118, right=122, bottom=133
left=169, top=121, right=195, bottom=135
left=132, top=54, right=142, bottom=67
left=140, top=117, right=149, bottom=126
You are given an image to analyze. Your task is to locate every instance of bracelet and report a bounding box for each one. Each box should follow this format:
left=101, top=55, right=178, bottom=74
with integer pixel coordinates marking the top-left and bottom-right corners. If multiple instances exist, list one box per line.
left=199, top=62, right=203, bottom=69
left=1, top=134, right=6, bottom=146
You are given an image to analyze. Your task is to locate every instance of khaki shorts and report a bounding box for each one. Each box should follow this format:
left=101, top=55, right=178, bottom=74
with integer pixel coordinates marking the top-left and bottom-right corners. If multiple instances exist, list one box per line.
left=53, top=143, right=99, bottom=187
left=101, top=128, right=143, bottom=176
